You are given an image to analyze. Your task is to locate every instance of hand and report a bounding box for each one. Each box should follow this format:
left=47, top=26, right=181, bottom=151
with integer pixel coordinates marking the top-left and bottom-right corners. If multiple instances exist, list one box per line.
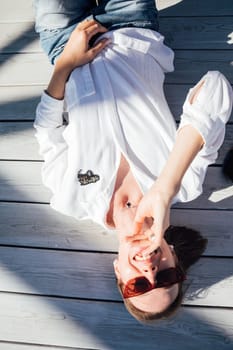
left=57, top=19, right=109, bottom=71
left=46, top=19, right=109, bottom=100
left=128, top=183, right=173, bottom=257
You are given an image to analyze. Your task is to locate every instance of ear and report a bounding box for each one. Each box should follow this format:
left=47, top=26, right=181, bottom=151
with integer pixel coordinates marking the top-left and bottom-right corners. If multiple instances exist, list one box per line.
left=113, top=259, right=120, bottom=279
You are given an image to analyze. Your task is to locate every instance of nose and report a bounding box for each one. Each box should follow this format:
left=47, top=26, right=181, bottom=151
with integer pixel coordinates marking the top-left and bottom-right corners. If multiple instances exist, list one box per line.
left=141, top=265, right=157, bottom=285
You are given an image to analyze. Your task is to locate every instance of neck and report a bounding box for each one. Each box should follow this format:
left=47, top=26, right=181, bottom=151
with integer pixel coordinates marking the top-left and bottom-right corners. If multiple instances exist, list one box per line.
left=106, top=154, right=142, bottom=228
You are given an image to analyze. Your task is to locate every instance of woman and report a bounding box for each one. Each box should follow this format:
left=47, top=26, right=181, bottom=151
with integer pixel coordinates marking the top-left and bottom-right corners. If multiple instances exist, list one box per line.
left=33, top=0, right=233, bottom=321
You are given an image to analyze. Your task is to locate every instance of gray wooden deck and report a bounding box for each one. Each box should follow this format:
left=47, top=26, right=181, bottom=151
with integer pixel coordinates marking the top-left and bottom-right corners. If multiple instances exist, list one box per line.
left=0, top=0, right=232, bottom=349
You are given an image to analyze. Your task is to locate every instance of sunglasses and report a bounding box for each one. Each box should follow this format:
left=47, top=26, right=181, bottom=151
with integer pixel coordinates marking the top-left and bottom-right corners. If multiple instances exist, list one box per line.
left=121, top=265, right=186, bottom=298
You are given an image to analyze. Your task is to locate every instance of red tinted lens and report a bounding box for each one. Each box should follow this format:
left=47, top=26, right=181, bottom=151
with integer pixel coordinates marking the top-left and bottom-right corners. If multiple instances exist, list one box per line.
left=123, top=277, right=152, bottom=298
left=122, top=266, right=186, bottom=298
left=134, top=277, right=152, bottom=292
left=156, top=267, right=185, bottom=288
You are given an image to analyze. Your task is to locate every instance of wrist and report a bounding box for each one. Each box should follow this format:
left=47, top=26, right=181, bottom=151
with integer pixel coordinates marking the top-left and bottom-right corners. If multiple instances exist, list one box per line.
left=152, top=177, right=181, bottom=202
left=46, top=60, right=72, bottom=100
left=53, top=56, right=75, bottom=83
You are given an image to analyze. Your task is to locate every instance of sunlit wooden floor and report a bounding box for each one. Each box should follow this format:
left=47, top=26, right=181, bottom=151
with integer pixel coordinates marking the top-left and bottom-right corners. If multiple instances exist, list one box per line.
left=0, top=1, right=232, bottom=349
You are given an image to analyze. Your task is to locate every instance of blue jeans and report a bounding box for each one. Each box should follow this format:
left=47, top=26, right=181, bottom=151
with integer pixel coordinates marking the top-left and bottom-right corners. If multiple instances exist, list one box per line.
left=33, top=0, right=159, bottom=64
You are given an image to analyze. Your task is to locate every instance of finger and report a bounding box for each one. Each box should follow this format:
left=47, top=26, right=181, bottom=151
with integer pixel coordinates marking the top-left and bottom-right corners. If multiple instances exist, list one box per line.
left=78, top=19, right=97, bottom=29
left=141, top=226, right=163, bottom=257
left=95, top=23, right=108, bottom=33
left=131, top=220, right=143, bottom=236
left=142, top=241, right=160, bottom=258
left=79, top=19, right=108, bottom=34
left=142, top=212, right=170, bottom=257
left=126, top=232, right=147, bottom=242
left=86, top=25, right=108, bottom=41
left=84, top=19, right=106, bottom=30
left=88, top=38, right=111, bottom=57
left=131, top=206, right=147, bottom=235
left=129, top=237, right=152, bottom=248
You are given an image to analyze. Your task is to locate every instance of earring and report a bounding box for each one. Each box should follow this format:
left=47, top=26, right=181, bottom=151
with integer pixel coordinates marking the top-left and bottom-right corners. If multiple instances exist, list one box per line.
left=125, top=202, right=137, bottom=209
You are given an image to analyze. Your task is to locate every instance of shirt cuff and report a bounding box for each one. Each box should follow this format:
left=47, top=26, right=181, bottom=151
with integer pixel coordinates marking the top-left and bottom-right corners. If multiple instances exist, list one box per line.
left=34, top=91, right=65, bottom=128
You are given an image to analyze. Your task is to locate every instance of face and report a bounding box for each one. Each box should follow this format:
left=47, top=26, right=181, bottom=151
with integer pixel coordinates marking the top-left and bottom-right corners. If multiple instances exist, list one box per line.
left=113, top=204, right=179, bottom=313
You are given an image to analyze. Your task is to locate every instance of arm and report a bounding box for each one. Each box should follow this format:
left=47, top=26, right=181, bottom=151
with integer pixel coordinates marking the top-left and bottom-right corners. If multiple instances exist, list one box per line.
left=34, top=20, right=109, bottom=193
left=131, top=125, right=204, bottom=256
left=131, top=71, right=232, bottom=256
left=154, top=125, right=204, bottom=200
left=46, top=19, right=109, bottom=100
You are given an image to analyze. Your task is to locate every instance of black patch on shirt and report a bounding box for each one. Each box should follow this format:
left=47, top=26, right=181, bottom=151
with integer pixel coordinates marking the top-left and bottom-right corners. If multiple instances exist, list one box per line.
left=78, top=170, right=100, bottom=186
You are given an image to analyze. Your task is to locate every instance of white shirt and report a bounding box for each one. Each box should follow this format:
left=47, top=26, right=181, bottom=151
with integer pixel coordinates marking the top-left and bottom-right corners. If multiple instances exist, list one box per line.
left=34, top=28, right=232, bottom=228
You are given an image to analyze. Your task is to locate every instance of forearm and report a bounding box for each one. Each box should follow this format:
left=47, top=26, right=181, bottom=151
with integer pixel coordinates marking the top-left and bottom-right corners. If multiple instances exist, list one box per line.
left=154, top=125, right=204, bottom=200
left=46, top=20, right=109, bottom=100
left=34, top=90, right=68, bottom=194
left=46, top=58, right=73, bottom=100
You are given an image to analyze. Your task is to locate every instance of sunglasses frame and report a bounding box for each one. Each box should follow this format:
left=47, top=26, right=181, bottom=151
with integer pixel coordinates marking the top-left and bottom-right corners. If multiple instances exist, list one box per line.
left=121, top=265, right=186, bottom=299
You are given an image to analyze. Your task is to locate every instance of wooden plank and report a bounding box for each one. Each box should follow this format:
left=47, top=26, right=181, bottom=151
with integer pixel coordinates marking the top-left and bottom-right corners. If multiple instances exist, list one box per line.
left=174, top=167, right=233, bottom=210
left=171, top=209, right=233, bottom=257
left=0, top=122, right=232, bottom=163
left=0, top=202, right=232, bottom=257
left=0, top=161, right=50, bottom=203
left=0, top=53, right=52, bottom=86
left=0, top=246, right=232, bottom=307
left=1, top=16, right=232, bottom=55
left=0, top=293, right=232, bottom=350
left=0, top=1, right=34, bottom=22
left=0, top=86, right=42, bottom=121
left=1, top=162, right=232, bottom=211
left=0, top=122, right=40, bottom=161
left=158, top=0, right=233, bottom=16
left=183, top=258, right=233, bottom=307
left=1, top=0, right=232, bottom=22
left=160, top=16, right=233, bottom=50
left=0, top=23, right=39, bottom=54
left=0, top=202, right=118, bottom=252
left=0, top=51, right=232, bottom=86
left=0, top=247, right=119, bottom=301
left=169, top=51, right=233, bottom=85
left=0, top=343, right=78, bottom=350
left=0, top=84, right=232, bottom=122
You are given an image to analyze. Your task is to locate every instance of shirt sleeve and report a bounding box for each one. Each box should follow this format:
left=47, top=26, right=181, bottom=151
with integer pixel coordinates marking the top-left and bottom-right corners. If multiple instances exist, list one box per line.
left=33, top=91, right=68, bottom=194
left=175, top=71, right=233, bottom=203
